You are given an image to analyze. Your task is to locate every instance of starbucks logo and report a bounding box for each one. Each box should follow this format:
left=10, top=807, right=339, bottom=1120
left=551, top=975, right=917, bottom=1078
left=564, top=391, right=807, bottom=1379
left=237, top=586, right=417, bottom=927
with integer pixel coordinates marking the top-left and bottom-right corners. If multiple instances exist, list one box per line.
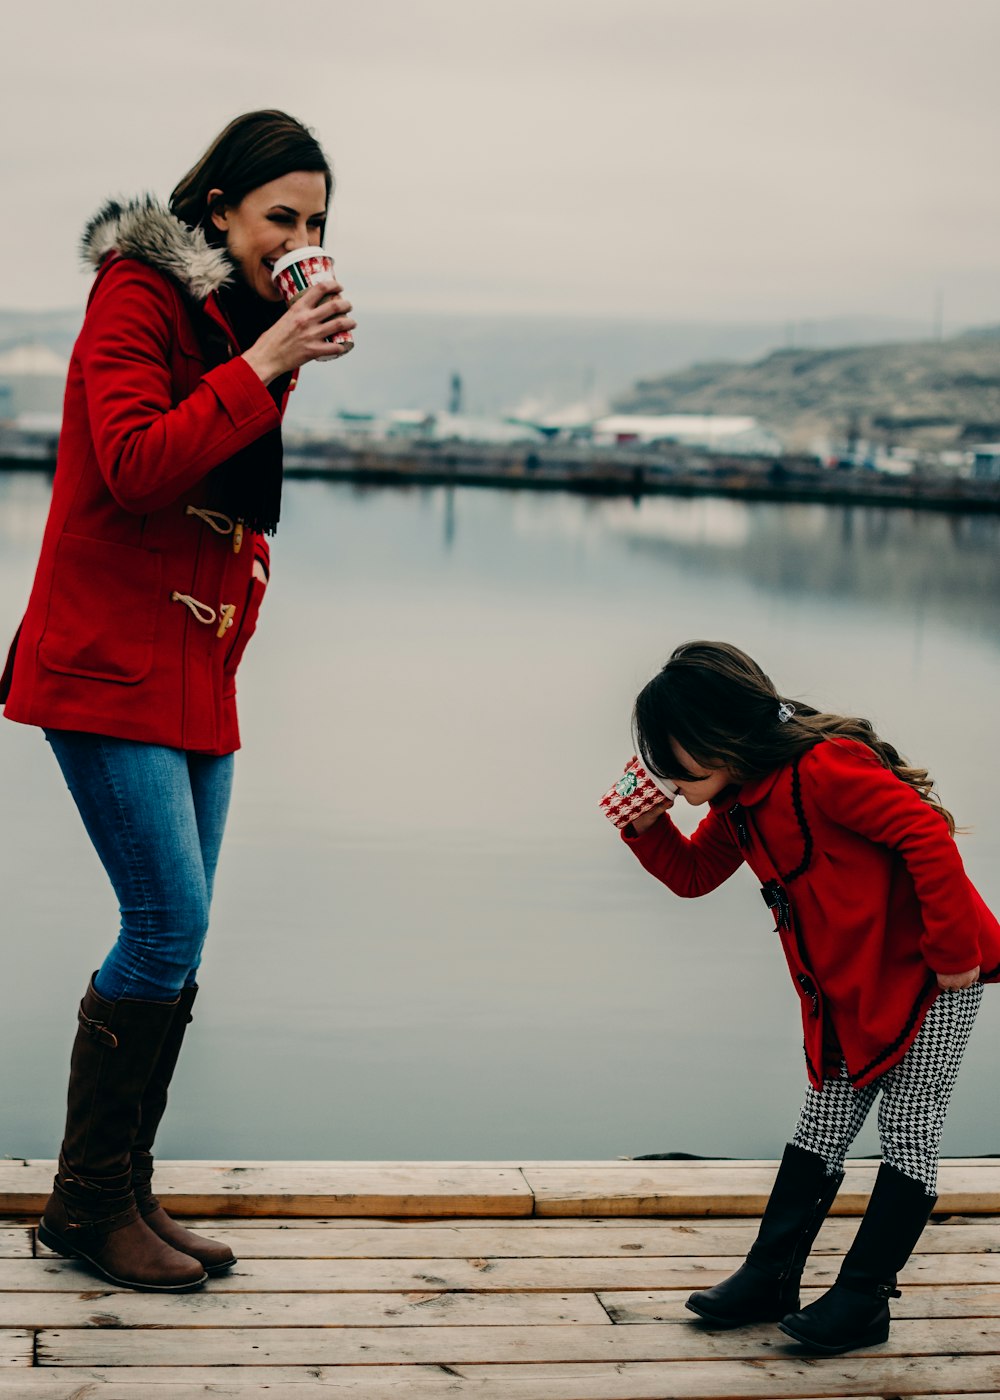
left=616, top=772, right=639, bottom=798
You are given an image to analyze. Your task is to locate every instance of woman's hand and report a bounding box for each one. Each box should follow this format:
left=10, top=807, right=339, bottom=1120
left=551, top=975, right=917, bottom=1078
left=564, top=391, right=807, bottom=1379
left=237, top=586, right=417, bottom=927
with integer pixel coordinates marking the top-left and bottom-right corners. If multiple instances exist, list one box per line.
left=242, top=282, right=356, bottom=385
left=937, top=965, right=980, bottom=990
left=630, top=800, right=671, bottom=835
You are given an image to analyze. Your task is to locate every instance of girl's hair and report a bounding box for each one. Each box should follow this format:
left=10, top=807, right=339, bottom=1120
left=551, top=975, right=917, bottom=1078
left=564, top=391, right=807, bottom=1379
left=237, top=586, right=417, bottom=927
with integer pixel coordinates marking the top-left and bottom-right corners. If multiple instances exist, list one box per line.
left=169, top=110, right=333, bottom=244
left=633, top=640, right=956, bottom=834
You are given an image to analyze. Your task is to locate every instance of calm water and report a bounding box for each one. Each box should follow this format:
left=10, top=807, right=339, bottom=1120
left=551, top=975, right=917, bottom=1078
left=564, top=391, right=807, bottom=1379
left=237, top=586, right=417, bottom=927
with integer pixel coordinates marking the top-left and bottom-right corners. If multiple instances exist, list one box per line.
left=1, top=474, right=998, bottom=1161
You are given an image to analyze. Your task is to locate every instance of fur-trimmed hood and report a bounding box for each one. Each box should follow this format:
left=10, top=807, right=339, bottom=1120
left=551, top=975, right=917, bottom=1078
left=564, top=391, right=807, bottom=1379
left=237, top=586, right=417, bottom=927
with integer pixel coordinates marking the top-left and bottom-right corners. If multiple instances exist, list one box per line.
left=81, top=195, right=233, bottom=302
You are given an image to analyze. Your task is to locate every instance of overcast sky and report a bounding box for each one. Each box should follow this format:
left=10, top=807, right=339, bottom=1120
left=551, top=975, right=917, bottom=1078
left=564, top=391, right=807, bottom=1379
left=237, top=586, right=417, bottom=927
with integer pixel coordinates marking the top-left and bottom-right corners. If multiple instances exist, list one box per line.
left=3, top=0, right=998, bottom=326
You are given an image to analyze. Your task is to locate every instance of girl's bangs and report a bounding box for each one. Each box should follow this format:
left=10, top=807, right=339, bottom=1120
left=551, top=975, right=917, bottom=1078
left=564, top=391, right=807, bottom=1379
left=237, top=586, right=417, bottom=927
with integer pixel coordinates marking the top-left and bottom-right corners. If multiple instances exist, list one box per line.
left=632, top=723, right=702, bottom=784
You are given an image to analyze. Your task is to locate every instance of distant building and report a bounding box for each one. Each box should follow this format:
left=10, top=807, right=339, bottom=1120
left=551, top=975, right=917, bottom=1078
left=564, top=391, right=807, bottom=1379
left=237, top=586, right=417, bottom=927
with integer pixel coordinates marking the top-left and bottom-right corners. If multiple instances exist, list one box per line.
left=0, top=343, right=69, bottom=421
left=971, top=444, right=1000, bottom=480
left=384, top=410, right=544, bottom=445
left=591, top=413, right=783, bottom=456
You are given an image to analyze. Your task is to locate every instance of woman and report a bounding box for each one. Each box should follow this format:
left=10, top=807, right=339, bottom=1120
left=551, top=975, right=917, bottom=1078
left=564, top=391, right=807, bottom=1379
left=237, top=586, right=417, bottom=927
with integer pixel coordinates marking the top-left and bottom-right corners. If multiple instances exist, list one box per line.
left=1, top=111, right=355, bottom=1291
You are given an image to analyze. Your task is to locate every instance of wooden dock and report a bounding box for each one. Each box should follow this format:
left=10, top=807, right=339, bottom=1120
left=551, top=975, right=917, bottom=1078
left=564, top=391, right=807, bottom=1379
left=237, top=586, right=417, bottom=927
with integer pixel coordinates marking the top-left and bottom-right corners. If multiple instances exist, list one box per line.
left=1, top=1158, right=999, bottom=1397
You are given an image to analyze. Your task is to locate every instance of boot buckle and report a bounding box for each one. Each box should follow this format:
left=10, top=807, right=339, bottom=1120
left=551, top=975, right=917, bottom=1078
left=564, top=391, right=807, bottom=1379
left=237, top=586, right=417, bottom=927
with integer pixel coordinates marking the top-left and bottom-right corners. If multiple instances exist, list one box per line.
left=77, top=1006, right=118, bottom=1048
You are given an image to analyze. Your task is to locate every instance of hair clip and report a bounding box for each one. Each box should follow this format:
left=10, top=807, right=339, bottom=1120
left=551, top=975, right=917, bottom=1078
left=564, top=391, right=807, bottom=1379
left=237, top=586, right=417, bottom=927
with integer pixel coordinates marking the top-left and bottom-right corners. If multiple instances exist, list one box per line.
left=777, top=701, right=796, bottom=724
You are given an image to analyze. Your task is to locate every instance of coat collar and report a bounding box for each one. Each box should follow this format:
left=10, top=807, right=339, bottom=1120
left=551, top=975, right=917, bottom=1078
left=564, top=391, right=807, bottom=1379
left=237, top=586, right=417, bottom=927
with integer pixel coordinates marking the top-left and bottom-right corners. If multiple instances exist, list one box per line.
left=81, top=195, right=233, bottom=302
left=708, top=764, right=785, bottom=812
left=735, top=766, right=786, bottom=806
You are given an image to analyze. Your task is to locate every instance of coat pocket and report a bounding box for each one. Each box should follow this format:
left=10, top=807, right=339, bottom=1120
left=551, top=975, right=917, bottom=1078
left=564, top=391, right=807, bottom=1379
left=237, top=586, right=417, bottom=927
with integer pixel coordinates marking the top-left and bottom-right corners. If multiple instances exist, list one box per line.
left=0, top=620, right=22, bottom=702
left=39, top=534, right=161, bottom=684
left=223, top=573, right=267, bottom=677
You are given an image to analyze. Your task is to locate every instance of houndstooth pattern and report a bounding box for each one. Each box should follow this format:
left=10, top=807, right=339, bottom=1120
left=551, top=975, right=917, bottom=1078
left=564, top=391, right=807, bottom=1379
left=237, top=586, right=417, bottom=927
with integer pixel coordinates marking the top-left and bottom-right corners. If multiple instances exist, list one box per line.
left=791, top=983, right=984, bottom=1193
left=599, top=760, right=668, bottom=828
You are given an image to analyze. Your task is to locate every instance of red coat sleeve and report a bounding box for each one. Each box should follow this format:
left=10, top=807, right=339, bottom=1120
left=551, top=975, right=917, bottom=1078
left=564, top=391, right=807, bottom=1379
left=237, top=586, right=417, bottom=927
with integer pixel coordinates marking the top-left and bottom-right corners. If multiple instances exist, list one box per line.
left=801, top=739, right=982, bottom=975
left=620, top=806, right=745, bottom=896
left=79, top=260, right=281, bottom=514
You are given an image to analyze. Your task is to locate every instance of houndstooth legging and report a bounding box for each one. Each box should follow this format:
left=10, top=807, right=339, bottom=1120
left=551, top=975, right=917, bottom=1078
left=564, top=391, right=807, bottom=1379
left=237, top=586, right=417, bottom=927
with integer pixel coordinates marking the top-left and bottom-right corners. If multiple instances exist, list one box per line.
left=791, top=984, right=983, bottom=1194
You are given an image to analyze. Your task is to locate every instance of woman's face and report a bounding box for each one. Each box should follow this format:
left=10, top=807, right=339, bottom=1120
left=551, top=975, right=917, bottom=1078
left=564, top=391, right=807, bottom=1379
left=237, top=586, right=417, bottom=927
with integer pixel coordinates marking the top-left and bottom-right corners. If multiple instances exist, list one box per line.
left=668, top=737, right=738, bottom=806
left=209, top=170, right=328, bottom=302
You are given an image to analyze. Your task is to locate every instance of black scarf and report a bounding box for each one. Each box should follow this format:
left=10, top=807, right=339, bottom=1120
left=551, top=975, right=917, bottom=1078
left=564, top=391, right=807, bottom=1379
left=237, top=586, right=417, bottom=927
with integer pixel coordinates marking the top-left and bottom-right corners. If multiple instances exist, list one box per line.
left=196, top=278, right=291, bottom=536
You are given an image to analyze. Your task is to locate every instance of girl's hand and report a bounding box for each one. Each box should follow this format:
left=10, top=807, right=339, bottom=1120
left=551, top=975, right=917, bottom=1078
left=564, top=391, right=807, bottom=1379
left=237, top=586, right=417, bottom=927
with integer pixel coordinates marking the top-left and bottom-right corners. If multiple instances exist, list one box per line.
left=937, top=965, right=980, bottom=990
left=630, top=801, right=670, bottom=835
left=242, top=282, right=356, bottom=384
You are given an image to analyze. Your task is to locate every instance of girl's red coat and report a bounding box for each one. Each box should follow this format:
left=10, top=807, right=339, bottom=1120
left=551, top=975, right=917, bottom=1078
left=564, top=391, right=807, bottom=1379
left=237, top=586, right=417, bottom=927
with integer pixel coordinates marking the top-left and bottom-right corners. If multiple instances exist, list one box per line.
left=623, top=737, right=1000, bottom=1090
left=2, top=203, right=284, bottom=754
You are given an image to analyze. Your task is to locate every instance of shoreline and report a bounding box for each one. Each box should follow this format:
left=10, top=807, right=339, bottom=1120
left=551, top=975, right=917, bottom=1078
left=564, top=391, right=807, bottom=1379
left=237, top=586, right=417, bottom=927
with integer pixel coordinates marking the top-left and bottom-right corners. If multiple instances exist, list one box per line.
left=3, top=439, right=1000, bottom=515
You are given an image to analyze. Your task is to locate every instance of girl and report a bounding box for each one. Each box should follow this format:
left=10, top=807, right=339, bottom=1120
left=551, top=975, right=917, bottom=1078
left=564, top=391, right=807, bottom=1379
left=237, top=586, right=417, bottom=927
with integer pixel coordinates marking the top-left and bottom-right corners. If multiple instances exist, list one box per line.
left=622, top=640, right=999, bottom=1355
left=0, top=111, right=356, bottom=1292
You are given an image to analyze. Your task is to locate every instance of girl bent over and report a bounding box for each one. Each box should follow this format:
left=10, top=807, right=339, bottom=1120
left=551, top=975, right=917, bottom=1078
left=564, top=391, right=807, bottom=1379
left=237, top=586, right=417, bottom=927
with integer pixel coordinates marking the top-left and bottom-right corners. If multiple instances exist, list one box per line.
left=621, top=640, right=999, bottom=1355
left=1, top=111, right=355, bottom=1291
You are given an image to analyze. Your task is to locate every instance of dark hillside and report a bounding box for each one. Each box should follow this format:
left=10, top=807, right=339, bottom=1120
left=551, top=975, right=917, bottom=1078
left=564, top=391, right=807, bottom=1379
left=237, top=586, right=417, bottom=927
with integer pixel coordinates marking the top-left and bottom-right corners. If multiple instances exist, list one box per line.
left=614, top=333, right=1000, bottom=450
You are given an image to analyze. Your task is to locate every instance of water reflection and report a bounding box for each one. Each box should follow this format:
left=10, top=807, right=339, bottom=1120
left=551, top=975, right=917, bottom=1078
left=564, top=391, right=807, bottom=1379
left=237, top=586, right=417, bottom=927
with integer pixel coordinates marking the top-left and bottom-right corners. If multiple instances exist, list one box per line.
left=516, top=494, right=1000, bottom=639
left=1, top=476, right=997, bottom=1162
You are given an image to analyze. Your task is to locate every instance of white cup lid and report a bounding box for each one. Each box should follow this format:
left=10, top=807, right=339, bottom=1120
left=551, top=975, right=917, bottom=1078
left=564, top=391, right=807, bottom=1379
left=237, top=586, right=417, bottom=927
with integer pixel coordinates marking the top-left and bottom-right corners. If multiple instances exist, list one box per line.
left=271, top=246, right=334, bottom=279
left=646, top=769, right=679, bottom=798
left=629, top=740, right=678, bottom=798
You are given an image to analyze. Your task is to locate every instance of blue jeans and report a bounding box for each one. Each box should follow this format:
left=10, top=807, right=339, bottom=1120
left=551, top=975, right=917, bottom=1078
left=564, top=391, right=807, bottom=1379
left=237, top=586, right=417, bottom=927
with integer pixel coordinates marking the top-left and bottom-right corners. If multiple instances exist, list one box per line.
left=45, top=731, right=234, bottom=1003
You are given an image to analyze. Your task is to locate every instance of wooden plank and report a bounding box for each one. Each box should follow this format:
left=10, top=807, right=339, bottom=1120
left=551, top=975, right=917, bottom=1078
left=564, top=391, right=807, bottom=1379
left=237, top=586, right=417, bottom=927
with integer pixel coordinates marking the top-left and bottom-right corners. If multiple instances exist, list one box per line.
left=0, top=1232, right=31, bottom=1259
left=36, top=1223, right=764, bottom=1261
left=36, top=1218, right=994, bottom=1259
left=0, top=1288, right=608, bottom=1328
left=5, top=1159, right=1000, bottom=1219
left=5, top=1364, right=998, bottom=1400
left=0, top=1165, right=533, bottom=1218
left=50, top=1222, right=826, bottom=1261
left=31, top=1321, right=1000, bottom=1366
left=171, top=1216, right=779, bottom=1229
left=155, top=1220, right=722, bottom=1232
left=525, top=1164, right=1000, bottom=1216
left=9, top=1251, right=1000, bottom=1292
left=459, top=1359, right=1000, bottom=1397
left=7, top=1377, right=997, bottom=1400
left=18, top=1156, right=1000, bottom=1169
left=0, top=1331, right=32, bottom=1366
left=601, top=1283, right=1000, bottom=1322
left=167, top=1210, right=1000, bottom=1235
left=37, top=1315, right=1000, bottom=1366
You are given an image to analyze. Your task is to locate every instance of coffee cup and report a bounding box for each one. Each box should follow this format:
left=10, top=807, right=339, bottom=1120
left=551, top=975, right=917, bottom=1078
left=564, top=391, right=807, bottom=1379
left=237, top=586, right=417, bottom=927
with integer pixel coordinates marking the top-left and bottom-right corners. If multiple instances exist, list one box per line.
left=271, top=247, right=353, bottom=344
left=599, top=756, right=678, bottom=829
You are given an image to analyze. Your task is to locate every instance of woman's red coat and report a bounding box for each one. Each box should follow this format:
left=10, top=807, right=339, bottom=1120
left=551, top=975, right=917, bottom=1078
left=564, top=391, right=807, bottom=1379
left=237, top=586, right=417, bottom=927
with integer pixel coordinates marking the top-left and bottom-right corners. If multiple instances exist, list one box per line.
left=623, top=737, right=1000, bottom=1089
left=2, top=202, right=285, bottom=754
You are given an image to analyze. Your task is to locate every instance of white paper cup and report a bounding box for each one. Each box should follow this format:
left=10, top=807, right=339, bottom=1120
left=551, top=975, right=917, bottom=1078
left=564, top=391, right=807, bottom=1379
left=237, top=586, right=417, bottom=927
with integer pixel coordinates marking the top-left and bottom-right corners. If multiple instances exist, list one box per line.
left=599, top=756, right=678, bottom=829
left=271, top=247, right=352, bottom=344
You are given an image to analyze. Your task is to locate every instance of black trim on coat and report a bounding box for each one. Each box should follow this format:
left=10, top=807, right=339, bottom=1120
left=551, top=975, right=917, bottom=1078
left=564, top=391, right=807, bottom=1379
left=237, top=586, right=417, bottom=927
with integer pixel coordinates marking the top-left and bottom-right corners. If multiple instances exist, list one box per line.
left=781, top=759, right=813, bottom=884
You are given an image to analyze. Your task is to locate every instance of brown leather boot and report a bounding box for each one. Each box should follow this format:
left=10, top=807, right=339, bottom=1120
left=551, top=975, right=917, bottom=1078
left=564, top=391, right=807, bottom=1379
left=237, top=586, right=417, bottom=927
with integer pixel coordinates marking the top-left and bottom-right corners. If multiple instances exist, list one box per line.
left=38, top=978, right=207, bottom=1292
left=131, top=985, right=236, bottom=1275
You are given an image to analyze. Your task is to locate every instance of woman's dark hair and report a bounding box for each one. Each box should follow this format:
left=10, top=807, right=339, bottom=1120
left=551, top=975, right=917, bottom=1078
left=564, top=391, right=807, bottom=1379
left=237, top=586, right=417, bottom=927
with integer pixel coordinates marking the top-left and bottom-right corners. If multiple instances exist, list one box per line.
left=169, top=110, right=333, bottom=244
left=634, top=640, right=956, bottom=834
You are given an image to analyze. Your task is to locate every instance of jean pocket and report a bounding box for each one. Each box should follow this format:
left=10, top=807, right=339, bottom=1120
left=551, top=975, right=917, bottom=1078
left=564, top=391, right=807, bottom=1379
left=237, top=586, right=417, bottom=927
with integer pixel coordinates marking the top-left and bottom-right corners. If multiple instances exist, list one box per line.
left=39, top=534, right=161, bottom=684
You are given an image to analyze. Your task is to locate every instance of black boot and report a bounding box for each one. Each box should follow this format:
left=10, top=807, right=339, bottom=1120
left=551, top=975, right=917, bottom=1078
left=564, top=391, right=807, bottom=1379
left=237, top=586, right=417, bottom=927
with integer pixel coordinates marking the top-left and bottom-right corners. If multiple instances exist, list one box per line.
left=686, top=1144, right=843, bottom=1327
left=131, top=985, right=236, bottom=1275
left=779, top=1162, right=935, bottom=1354
left=38, top=977, right=207, bottom=1292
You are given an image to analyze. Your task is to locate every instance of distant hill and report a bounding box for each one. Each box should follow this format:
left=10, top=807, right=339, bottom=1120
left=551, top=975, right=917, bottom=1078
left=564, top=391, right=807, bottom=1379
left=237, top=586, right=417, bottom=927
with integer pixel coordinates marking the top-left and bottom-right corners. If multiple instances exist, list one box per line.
left=0, top=305, right=972, bottom=424
left=613, top=335, right=1000, bottom=451
left=956, top=324, right=1000, bottom=341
